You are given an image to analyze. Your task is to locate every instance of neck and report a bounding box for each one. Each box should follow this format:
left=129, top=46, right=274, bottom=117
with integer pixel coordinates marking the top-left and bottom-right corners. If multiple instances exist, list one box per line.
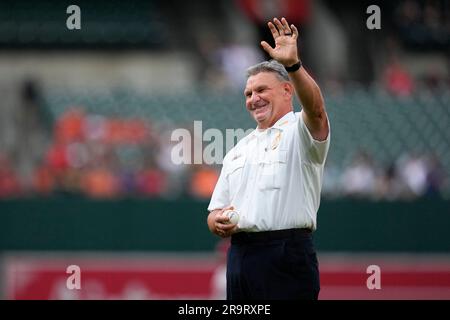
left=257, top=109, right=293, bottom=129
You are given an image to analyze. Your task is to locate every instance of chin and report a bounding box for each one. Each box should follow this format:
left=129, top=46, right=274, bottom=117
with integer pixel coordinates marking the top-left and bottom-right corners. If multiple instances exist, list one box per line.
left=253, top=110, right=268, bottom=121
left=254, top=116, right=267, bottom=124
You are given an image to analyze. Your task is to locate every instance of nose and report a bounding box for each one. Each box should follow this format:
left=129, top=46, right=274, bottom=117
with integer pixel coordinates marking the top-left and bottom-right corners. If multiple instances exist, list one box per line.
left=251, top=92, right=261, bottom=104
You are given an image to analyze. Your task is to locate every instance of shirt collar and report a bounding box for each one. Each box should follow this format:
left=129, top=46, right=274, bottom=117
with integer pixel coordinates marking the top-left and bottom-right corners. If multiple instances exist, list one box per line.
left=271, top=111, right=296, bottom=131
left=248, top=111, right=295, bottom=141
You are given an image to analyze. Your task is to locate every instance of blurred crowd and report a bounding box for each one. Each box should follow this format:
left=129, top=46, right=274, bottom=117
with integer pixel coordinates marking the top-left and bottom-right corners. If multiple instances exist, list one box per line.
left=0, top=0, right=449, bottom=201
left=323, top=151, right=447, bottom=200
left=394, top=0, right=449, bottom=51
left=0, top=107, right=221, bottom=200
left=0, top=106, right=447, bottom=200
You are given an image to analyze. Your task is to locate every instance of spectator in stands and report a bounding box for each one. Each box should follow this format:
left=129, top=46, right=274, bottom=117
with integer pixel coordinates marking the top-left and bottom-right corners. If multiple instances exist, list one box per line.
left=0, top=153, right=21, bottom=198
left=425, top=154, right=447, bottom=197
left=44, top=141, right=70, bottom=194
left=214, top=41, right=264, bottom=90
left=32, top=164, right=55, bottom=195
left=189, top=165, right=220, bottom=199
left=136, top=164, right=167, bottom=197
left=383, top=54, right=415, bottom=97
left=82, top=165, right=118, bottom=199
left=12, top=79, right=53, bottom=192
left=156, top=128, right=190, bottom=199
left=397, top=152, right=429, bottom=198
left=341, top=151, right=377, bottom=198
left=395, top=0, right=449, bottom=50
left=374, top=162, right=405, bottom=201
left=55, top=108, right=85, bottom=144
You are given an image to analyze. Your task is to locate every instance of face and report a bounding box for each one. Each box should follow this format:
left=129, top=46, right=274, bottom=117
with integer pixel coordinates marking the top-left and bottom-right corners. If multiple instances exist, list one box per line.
left=244, top=72, right=293, bottom=129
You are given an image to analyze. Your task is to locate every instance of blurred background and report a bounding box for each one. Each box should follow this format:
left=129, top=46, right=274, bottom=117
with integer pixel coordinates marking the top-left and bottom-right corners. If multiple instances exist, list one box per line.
left=0, top=0, right=449, bottom=299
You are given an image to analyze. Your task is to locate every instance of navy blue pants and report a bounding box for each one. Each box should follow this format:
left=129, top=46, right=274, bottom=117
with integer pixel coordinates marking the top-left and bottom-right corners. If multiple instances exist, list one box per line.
left=227, top=228, right=320, bottom=300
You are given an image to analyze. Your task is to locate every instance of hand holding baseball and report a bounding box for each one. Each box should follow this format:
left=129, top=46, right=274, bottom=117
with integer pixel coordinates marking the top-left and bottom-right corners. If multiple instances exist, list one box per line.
left=214, top=206, right=239, bottom=238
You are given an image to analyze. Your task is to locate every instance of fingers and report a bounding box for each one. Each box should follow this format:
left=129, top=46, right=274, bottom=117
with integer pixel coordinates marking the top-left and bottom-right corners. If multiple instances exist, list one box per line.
left=215, top=221, right=236, bottom=237
left=215, top=210, right=236, bottom=228
left=216, top=214, right=230, bottom=224
left=281, top=17, right=292, bottom=34
left=291, top=24, right=299, bottom=39
left=269, top=17, right=296, bottom=38
left=215, top=206, right=233, bottom=224
left=215, top=210, right=238, bottom=237
left=260, top=41, right=274, bottom=56
left=214, top=205, right=238, bottom=238
left=273, top=18, right=285, bottom=35
left=216, top=221, right=236, bottom=231
left=267, top=21, right=280, bottom=39
left=216, top=222, right=238, bottom=238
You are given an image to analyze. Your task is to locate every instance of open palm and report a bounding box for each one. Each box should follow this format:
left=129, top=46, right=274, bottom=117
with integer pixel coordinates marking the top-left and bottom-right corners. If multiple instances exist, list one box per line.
left=261, top=17, right=300, bottom=67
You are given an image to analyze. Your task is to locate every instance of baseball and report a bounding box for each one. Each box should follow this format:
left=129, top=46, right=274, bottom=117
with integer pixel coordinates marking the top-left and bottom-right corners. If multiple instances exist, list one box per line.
left=222, top=209, right=239, bottom=225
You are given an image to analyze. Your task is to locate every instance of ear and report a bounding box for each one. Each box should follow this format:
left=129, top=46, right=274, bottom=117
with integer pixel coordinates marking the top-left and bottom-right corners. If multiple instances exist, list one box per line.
left=283, top=82, right=294, bottom=99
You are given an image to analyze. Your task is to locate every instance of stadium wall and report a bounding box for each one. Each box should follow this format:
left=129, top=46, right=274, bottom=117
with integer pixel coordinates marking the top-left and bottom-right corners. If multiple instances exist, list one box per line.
left=0, top=198, right=449, bottom=253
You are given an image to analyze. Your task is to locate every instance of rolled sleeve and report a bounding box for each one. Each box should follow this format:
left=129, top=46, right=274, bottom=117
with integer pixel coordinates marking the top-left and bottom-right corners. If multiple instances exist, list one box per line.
left=298, top=111, right=330, bottom=165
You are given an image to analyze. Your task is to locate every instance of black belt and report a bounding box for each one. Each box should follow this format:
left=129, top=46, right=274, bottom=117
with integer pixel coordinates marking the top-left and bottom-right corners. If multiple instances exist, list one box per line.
left=231, top=228, right=312, bottom=244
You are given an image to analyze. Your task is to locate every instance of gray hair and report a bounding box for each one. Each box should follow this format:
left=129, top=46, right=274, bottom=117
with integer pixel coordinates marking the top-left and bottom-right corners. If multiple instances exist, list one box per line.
left=246, top=60, right=290, bottom=82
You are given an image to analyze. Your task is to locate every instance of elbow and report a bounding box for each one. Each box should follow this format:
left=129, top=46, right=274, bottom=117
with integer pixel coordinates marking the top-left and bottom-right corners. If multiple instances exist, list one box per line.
left=315, top=110, right=329, bottom=141
left=305, top=108, right=329, bottom=141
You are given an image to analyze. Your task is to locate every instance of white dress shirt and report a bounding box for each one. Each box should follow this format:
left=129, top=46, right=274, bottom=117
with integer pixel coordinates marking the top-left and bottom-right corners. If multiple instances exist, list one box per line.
left=208, top=111, right=330, bottom=231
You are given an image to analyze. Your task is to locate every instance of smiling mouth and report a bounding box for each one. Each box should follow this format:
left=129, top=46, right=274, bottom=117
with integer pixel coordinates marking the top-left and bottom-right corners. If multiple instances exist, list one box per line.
left=251, top=103, right=268, bottom=111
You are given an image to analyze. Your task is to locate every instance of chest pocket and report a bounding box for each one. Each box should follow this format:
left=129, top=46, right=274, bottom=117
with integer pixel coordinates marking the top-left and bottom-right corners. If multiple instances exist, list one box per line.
left=258, top=149, right=288, bottom=190
left=225, top=156, right=246, bottom=198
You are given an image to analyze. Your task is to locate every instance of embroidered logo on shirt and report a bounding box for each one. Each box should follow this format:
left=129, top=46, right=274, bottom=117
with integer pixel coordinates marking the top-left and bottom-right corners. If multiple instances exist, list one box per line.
left=271, top=131, right=282, bottom=150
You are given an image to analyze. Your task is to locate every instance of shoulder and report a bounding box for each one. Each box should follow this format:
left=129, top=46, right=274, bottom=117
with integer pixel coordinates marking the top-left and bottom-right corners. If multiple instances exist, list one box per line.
left=296, top=110, right=309, bottom=135
left=278, top=112, right=301, bottom=138
left=294, top=111, right=303, bottom=126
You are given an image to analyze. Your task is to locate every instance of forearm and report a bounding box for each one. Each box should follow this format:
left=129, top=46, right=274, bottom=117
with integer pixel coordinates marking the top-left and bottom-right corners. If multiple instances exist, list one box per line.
left=289, top=66, right=325, bottom=119
left=289, top=66, right=328, bottom=140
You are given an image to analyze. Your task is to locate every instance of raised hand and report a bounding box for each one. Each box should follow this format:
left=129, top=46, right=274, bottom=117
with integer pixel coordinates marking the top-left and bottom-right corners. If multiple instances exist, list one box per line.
left=260, top=17, right=300, bottom=67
